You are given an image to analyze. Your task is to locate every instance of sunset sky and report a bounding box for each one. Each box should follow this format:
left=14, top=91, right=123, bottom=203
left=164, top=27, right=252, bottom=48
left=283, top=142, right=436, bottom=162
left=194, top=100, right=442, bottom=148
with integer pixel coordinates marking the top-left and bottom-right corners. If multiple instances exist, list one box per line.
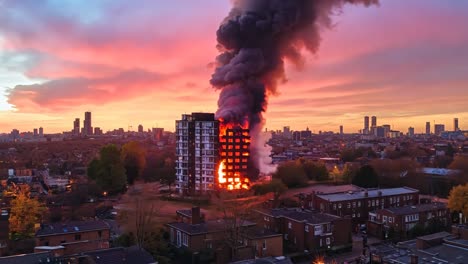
left=1, top=0, right=467, bottom=134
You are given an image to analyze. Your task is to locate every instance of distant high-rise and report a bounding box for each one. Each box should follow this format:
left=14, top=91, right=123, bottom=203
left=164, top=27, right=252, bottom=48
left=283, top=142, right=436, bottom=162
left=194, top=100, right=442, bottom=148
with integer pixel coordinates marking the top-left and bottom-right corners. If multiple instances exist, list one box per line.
left=94, top=127, right=102, bottom=135
left=33, top=128, right=38, bottom=136
left=364, top=116, right=369, bottom=133
left=371, top=116, right=377, bottom=127
left=454, top=118, right=459, bottom=131
left=83, top=112, right=93, bottom=136
left=382, top=124, right=391, bottom=138
left=138, top=124, right=144, bottom=133
left=426, top=122, right=431, bottom=135
left=434, top=124, right=445, bottom=136
left=73, top=118, right=80, bottom=135
left=339, top=125, right=343, bottom=135
left=39, top=127, right=44, bottom=136
left=408, top=127, right=415, bottom=137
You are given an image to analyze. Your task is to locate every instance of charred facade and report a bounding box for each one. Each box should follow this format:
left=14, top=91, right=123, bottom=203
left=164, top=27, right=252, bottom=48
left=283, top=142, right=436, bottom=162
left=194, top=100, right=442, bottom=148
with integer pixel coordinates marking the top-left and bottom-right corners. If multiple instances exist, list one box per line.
left=218, top=126, right=250, bottom=190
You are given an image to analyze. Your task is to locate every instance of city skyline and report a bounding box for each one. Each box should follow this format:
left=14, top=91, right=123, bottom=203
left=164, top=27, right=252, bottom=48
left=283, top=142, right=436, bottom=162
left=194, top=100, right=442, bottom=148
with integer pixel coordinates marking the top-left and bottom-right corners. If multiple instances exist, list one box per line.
left=1, top=1, right=468, bottom=133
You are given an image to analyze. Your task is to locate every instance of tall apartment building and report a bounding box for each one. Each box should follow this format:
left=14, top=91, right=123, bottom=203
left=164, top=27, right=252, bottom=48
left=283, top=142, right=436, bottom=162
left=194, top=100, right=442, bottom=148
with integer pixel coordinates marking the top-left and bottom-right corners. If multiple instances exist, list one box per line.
left=175, top=113, right=219, bottom=194
left=364, top=116, right=370, bottom=134
left=426, top=122, right=431, bottom=135
left=371, top=116, right=377, bottom=127
left=434, top=124, right=445, bottom=136
left=454, top=118, right=459, bottom=131
left=73, top=118, right=80, bottom=135
left=83, top=112, right=93, bottom=136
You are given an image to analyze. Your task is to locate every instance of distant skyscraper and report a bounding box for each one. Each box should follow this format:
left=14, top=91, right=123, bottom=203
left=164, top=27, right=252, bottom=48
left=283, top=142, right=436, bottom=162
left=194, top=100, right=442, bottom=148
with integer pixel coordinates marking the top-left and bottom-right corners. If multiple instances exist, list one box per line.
left=375, top=126, right=385, bottom=138
left=94, top=127, right=102, bottom=135
left=138, top=124, right=144, bottom=133
left=434, top=124, right=445, bottom=136
left=364, top=116, right=369, bottom=134
left=83, top=112, right=93, bottom=135
left=371, top=116, right=377, bottom=127
left=73, top=118, right=80, bottom=135
left=454, top=118, right=459, bottom=131
left=39, top=127, right=43, bottom=136
left=340, top=125, right=343, bottom=135
left=33, top=128, right=38, bottom=136
left=426, top=122, right=431, bottom=135
left=283, top=126, right=291, bottom=138
left=382, top=124, right=391, bottom=137
left=408, top=127, right=415, bottom=137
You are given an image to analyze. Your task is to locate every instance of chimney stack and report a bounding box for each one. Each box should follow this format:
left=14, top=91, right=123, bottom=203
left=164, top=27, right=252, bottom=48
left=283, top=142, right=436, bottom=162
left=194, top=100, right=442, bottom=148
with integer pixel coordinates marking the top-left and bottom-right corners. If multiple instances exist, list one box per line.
left=191, top=207, right=201, bottom=225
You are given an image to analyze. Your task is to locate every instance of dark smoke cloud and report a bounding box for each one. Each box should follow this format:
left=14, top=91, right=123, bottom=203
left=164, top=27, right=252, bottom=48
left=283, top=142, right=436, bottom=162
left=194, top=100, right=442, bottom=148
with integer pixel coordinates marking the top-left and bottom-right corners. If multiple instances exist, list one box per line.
left=211, top=0, right=378, bottom=128
left=211, top=0, right=378, bottom=173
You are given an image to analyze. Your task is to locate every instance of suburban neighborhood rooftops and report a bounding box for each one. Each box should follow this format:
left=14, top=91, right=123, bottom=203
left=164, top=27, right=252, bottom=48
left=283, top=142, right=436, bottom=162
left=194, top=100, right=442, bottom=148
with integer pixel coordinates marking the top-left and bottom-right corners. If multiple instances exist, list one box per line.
left=377, top=202, right=447, bottom=215
left=315, top=187, right=418, bottom=202
left=167, top=219, right=256, bottom=235
left=258, top=208, right=340, bottom=225
left=36, top=220, right=110, bottom=237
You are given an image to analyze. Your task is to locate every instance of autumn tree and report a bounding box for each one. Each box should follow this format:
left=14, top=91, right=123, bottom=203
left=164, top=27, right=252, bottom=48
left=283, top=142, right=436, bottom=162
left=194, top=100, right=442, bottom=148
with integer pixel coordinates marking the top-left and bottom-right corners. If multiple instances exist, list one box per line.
left=87, top=144, right=127, bottom=194
left=352, top=165, right=379, bottom=188
left=9, top=192, right=46, bottom=239
left=122, top=141, right=147, bottom=184
left=342, top=162, right=359, bottom=183
left=448, top=183, right=468, bottom=220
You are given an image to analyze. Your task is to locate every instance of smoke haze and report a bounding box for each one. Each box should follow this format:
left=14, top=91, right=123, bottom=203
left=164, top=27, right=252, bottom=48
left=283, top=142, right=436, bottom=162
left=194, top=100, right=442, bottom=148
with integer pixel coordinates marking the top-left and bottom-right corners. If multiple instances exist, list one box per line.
left=211, top=0, right=379, bottom=174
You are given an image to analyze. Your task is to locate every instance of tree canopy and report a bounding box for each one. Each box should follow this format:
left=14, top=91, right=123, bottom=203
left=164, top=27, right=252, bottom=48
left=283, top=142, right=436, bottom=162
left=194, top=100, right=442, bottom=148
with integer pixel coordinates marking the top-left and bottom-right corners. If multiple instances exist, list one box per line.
left=87, top=144, right=127, bottom=194
left=273, top=161, right=308, bottom=188
left=352, top=165, right=379, bottom=188
left=9, top=192, right=46, bottom=238
left=448, top=183, right=468, bottom=218
left=121, top=141, right=147, bottom=184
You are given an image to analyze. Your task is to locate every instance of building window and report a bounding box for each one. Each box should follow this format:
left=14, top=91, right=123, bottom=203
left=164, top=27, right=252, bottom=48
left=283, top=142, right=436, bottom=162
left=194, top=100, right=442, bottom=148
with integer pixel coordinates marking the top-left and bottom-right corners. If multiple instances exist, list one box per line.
left=288, top=222, right=292, bottom=229
left=347, top=203, right=351, bottom=209
left=262, top=240, right=267, bottom=250
left=338, top=203, right=342, bottom=209
left=358, top=201, right=361, bottom=207
left=75, top=234, right=81, bottom=241
left=320, top=239, right=323, bottom=247
left=326, top=237, right=331, bottom=245
left=333, top=204, right=336, bottom=210
left=305, top=225, right=309, bottom=232
left=284, top=234, right=288, bottom=240
left=182, top=233, right=188, bottom=246
left=98, top=231, right=102, bottom=238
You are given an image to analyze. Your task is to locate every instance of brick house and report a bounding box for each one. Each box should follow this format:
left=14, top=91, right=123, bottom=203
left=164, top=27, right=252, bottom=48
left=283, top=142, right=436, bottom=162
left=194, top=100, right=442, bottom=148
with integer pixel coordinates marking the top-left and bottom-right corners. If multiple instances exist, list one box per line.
left=35, top=220, right=110, bottom=255
left=309, top=187, right=419, bottom=225
left=256, top=208, right=353, bottom=253
left=367, top=202, right=450, bottom=239
left=166, top=207, right=283, bottom=261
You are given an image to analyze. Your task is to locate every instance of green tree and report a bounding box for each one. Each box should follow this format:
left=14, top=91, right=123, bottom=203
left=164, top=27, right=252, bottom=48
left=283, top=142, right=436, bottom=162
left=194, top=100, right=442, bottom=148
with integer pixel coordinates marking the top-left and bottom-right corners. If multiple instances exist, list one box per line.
left=87, top=144, right=127, bottom=194
left=352, top=165, right=379, bottom=188
left=122, top=141, right=147, bottom=184
left=252, top=179, right=288, bottom=207
left=448, top=183, right=468, bottom=219
left=300, top=160, right=329, bottom=181
left=342, top=163, right=359, bottom=183
left=273, top=161, right=308, bottom=188
left=9, top=192, right=46, bottom=238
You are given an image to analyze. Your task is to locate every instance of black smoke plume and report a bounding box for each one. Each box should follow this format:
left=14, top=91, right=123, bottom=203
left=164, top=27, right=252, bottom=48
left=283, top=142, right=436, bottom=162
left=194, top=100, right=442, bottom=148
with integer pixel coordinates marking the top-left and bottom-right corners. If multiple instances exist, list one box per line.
left=211, top=0, right=379, bottom=174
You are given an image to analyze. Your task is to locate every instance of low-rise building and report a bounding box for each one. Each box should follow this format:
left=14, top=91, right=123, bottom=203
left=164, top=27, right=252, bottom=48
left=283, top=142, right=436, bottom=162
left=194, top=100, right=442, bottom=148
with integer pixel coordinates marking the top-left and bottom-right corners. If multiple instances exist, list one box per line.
left=367, top=202, right=450, bottom=239
left=256, top=208, right=352, bottom=254
left=308, top=187, right=419, bottom=225
left=35, top=220, right=110, bottom=255
left=166, top=207, right=283, bottom=261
